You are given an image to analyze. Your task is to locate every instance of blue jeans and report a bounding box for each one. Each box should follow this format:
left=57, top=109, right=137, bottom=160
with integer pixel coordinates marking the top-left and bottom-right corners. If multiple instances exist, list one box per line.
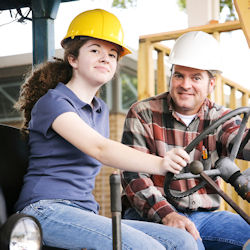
left=20, top=199, right=198, bottom=250
left=124, top=207, right=250, bottom=250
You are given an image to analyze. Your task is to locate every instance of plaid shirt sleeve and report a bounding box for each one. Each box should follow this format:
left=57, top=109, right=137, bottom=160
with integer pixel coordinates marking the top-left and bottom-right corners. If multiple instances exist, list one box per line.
left=121, top=101, right=176, bottom=222
left=216, top=109, right=250, bottom=159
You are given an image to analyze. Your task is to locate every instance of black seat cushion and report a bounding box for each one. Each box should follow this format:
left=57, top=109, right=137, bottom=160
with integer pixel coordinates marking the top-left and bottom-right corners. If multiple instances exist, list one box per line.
left=0, top=124, right=29, bottom=216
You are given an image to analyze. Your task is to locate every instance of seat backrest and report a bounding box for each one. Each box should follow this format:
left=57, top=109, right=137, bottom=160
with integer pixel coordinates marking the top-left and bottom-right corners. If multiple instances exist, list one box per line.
left=0, top=125, right=68, bottom=250
left=0, top=124, right=29, bottom=217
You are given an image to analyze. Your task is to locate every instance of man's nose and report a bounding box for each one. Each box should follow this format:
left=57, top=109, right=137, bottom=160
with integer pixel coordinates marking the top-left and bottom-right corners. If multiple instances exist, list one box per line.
left=181, top=77, right=192, bottom=89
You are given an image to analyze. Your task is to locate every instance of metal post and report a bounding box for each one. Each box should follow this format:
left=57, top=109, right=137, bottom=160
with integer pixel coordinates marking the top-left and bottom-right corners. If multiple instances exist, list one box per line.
left=110, top=174, right=122, bottom=250
left=31, top=0, right=61, bottom=66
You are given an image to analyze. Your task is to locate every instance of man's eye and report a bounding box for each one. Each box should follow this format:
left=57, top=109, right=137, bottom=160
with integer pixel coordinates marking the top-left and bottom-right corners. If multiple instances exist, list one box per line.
left=174, top=74, right=183, bottom=79
left=193, top=76, right=201, bottom=81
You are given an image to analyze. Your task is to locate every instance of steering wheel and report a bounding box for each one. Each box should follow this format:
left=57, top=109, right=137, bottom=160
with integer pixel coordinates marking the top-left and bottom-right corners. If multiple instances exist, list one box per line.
left=164, top=106, right=250, bottom=199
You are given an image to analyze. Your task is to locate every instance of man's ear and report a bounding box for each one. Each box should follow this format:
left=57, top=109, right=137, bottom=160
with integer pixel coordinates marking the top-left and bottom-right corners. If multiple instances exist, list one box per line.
left=208, top=77, right=216, bottom=94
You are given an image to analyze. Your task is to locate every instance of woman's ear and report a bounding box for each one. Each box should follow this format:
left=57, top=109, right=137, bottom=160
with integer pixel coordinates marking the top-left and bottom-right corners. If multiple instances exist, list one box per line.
left=68, top=55, right=77, bottom=69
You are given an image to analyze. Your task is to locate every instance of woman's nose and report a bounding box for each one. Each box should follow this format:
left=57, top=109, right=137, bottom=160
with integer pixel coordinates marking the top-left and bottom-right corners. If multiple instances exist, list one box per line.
left=99, top=51, right=109, bottom=63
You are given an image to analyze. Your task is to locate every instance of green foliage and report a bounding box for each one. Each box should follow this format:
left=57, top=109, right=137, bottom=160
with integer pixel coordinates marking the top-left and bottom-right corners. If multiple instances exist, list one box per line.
left=111, top=0, right=236, bottom=20
left=112, top=0, right=137, bottom=8
left=177, top=0, right=186, bottom=11
left=176, top=0, right=236, bottom=21
left=220, top=0, right=236, bottom=21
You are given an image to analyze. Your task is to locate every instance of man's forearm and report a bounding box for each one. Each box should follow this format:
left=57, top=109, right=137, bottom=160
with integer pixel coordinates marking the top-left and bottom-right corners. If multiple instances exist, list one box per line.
left=121, top=172, right=176, bottom=222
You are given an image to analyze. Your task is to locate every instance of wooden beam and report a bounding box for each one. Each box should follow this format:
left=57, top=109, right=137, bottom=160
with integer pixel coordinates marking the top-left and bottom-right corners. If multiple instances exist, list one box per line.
left=234, top=0, right=250, bottom=48
left=137, top=41, right=155, bottom=100
left=157, top=51, right=167, bottom=94
left=153, top=43, right=171, bottom=55
left=222, top=77, right=250, bottom=95
left=242, top=93, right=249, bottom=107
left=214, top=75, right=224, bottom=105
left=139, top=20, right=241, bottom=43
left=230, top=87, right=237, bottom=109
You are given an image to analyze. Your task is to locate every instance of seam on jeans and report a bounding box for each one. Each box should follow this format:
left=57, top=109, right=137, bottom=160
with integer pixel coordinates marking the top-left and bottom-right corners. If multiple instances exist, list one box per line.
left=30, top=204, right=133, bottom=250
left=43, top=219, right=132, bottom=250
left=190, top=211, right=245, bottom=248
left=141, top=232, right=177, bottom=249
left=202, top=236, right=243, bottom=247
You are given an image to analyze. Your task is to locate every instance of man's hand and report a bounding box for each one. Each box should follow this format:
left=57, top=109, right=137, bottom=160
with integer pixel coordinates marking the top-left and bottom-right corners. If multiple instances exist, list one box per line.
left=161, top=212, right=201, bottom=240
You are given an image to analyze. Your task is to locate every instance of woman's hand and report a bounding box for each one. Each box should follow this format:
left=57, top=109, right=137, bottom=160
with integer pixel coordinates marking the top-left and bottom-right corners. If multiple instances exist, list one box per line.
left=160, top=148, right=190, bottom=175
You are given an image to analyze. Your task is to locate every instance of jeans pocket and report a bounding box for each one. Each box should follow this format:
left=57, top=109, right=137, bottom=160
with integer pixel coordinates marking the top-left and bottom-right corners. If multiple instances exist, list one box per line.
left=21, top=200, right=58, bottom=220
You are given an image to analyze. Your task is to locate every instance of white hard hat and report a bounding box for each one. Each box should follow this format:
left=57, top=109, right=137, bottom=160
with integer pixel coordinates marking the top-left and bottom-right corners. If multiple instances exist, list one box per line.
left=168, top=31, right=223, bottom=74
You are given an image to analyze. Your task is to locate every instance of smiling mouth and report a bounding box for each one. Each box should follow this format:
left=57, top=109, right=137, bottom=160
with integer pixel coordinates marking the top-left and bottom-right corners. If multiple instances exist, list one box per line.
left=95, top=66, right=109, bottom=72
left=178, top=92, right=194, bottom=96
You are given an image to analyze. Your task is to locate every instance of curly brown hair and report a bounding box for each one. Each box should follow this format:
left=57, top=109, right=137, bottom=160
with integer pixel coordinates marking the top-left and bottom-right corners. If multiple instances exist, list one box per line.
left=15, top=38, right=90, bottom=133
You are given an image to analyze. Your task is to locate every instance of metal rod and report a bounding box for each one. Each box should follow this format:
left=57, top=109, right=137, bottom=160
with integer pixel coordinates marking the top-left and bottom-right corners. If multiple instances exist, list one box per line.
left=174, top=169, right=221, bottom=180
left=110, top=174, right=122, bottom=250
left=230, top=111, right=250, bottom=161
left=200, top=171, right=250, bottom=225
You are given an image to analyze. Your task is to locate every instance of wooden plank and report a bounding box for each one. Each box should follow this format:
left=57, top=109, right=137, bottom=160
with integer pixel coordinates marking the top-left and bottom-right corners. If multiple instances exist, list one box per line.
left=235, top=0, right=250, bottom=47
left=153, top=43, right=171, bottom=55
left=214, top=75, right=223, bottom=105
left=222, top=77, right=250, bottom=95
left=139, top=20, right=241, bottom=43
left=157, top=51, right=167, bottom=94
left=230, top=87, right=237, bottom=109
left=138, top=41, right=155, bottom=100
left=242, top=93, right=249, bottom=106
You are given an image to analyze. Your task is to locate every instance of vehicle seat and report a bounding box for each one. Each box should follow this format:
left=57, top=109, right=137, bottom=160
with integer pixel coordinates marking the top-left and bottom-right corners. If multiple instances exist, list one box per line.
left=0, top=124, right=65, bottom=250
left=0, top=124, right=28, bottom=219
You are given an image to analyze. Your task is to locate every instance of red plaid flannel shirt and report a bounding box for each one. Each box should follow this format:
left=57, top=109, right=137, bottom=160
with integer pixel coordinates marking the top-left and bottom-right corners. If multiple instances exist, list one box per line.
left=121, top=92, right=249, bottom=222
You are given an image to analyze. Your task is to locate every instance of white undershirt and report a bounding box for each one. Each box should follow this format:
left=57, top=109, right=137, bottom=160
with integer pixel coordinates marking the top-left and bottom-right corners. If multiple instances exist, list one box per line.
left=175, top=112, right=197, bottom=127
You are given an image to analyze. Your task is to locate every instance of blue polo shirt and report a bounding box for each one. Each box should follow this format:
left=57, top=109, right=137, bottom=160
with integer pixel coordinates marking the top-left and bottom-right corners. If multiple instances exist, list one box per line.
left=15, top=83, right=109, bottom=213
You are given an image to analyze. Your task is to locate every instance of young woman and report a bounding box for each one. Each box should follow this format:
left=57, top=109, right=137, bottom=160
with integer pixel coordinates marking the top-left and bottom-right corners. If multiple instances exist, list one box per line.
left=14, top=9, right=198, bottom=250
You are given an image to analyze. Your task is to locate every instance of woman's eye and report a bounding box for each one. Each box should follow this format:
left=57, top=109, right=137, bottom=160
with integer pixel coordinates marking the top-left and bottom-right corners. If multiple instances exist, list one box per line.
left=91, top=49, right=99, bottom=53
left=109, top=53, right=117, bottom=59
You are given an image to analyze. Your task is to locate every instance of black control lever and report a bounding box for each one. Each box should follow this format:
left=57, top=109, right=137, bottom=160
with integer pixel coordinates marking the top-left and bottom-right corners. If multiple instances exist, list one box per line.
left=110, top=174, right=122, bottom=250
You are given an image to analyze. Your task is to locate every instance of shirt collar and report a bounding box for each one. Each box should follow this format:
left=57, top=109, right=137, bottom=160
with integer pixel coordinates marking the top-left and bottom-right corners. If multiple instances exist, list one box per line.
left=56, top=83, right=102, bottom=113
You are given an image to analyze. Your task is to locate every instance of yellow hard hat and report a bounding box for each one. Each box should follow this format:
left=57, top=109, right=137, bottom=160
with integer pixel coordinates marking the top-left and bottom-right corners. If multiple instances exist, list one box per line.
left=61, top=9, right=131, bottom=57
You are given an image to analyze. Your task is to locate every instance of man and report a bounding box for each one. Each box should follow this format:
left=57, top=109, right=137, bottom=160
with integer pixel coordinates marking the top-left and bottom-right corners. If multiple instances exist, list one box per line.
left=121, top=31, right=250, bottom=250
